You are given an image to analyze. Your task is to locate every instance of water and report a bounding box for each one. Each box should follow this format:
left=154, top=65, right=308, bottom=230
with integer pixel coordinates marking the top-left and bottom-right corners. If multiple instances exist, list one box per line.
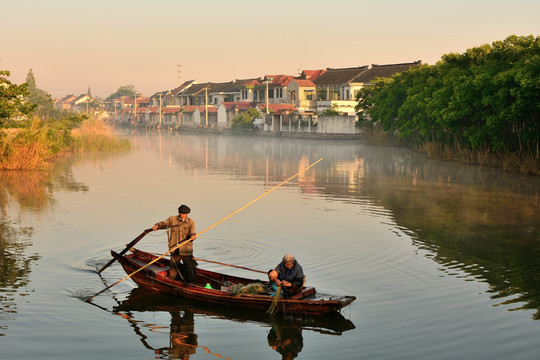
left=1, top=131, right=539, bottom=359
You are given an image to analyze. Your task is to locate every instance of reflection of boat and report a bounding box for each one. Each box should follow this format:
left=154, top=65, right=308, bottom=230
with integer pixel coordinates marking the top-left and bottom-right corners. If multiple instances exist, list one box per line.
left=104, top=287, right=355, bottom=360
left=112, top=248, right=356, bottom=316
left=114, top=287, right=356, bottom=336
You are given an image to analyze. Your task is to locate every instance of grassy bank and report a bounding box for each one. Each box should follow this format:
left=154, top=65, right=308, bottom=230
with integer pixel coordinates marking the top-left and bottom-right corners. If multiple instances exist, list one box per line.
left=358, top=123, right=539, bottom=175
left=71, top=117, right=130, bottom=152
left=0, top=116, right=130, bottom=170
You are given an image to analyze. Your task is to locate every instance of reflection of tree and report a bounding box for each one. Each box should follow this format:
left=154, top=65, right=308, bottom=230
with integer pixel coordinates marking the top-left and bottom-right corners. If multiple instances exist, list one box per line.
left=0, top=159, right=89, bottom=335
left=0, top=221, right=39, bottom=336
left=0, top=171, right=51, bottom=212
left=0, top=171, right=47, bottom=335
left=359, top=158, right=540, bottom=320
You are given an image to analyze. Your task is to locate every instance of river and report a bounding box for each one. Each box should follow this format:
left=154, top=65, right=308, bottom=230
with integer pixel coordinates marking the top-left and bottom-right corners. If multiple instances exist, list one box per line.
left=1, top=130, right=539, bottom=360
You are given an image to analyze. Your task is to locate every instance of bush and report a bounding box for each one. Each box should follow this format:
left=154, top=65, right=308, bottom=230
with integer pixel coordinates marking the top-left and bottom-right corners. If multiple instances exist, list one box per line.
left=231, top=107, right=263, bottom=129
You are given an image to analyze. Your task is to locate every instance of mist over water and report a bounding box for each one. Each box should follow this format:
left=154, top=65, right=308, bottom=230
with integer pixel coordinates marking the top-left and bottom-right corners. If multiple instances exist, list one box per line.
left=1, top=130, right=539, bottom=359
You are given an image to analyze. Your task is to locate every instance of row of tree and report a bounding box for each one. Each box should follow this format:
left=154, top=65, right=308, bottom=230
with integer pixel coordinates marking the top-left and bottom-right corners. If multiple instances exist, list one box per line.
left=355, top=35, right=539, bottom=164
left=1, top=68, right=141, bottom=126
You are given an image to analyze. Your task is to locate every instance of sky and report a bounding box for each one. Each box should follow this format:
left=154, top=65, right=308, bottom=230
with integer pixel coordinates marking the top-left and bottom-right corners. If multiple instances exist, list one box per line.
left=1, top=0, right=538, bottom=99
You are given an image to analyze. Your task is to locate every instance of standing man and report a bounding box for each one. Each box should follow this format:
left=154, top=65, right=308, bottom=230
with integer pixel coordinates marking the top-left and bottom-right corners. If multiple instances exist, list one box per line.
left=153, top=204, right=197, bottom=282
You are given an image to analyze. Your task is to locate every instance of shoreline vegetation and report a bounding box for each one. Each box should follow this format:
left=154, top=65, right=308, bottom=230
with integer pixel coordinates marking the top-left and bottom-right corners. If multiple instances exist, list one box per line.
left=355, top=35, right=539, bottom=176
left=0, top=116, right=130, bottom=170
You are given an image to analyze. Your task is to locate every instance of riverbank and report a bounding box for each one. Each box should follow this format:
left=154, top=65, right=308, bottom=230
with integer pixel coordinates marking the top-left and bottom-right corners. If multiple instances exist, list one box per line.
left=0, top=117, right=130, bottom=170
left=175, top=126, right=363, bottom=140
left=146, top=125, right=538, bottom=176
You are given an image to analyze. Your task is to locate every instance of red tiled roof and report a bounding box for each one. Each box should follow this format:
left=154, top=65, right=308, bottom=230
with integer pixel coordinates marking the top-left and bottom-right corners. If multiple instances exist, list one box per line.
left=222, top=102, right=254, bottom=111
left=242, top=79, right=262, bottom=87
left=163, top=106, right=182, bottom=114
left=301, top=70, right=326, bottom=80
left=182, top=105, right=217, bottom=113
left=257, top=103, right=295, bottom=114
left=292, top=79, right=316, bottom=87
left=263, top=75, right=295, bottom=86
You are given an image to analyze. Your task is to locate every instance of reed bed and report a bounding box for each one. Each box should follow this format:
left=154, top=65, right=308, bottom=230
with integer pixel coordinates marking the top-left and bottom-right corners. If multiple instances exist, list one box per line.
left=0, top=117, right=130, bottom=170
left=71, top=118, right=130, bottom=152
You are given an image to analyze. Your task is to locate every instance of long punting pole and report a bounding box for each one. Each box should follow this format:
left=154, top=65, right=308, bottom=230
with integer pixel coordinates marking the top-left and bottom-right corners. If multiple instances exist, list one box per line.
left=87, top=158, right=323, bottom=302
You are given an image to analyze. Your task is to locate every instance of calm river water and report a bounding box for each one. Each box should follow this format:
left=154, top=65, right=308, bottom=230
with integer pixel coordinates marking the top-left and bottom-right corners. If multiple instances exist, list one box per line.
left=1, top=130, right=539, bottom=360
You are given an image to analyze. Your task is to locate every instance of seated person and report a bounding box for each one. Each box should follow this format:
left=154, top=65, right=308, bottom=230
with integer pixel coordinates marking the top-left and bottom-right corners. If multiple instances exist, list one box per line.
left=268, top=254, right=304, bottom=297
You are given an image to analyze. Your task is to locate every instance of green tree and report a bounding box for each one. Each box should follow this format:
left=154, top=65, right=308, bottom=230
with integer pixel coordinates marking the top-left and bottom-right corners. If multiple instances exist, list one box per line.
left=26, top=69, right=54, bottom=118
left=106, top=85, right=137, bottom=101
left=232, top=107, right=262, bottom=129
left=356, top=34, right=540, bottom=166
left=320, top=103, right=341, bottom=116
left=0, top=70, right=36, bottom=124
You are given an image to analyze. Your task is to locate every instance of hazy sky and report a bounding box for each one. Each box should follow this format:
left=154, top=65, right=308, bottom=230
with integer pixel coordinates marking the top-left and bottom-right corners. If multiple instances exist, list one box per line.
left=1, top=0, right=538, bottom=98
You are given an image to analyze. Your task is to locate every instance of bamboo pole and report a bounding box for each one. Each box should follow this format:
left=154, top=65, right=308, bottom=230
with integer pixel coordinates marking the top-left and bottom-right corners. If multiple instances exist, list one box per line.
left=87, top=157, right=323, bottom=302
left=194, top=258, right=267, bottom=274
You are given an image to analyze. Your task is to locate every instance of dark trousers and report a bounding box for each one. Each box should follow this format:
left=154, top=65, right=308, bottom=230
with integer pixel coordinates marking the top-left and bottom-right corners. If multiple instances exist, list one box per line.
left=170, top=253, right=197, bottom=283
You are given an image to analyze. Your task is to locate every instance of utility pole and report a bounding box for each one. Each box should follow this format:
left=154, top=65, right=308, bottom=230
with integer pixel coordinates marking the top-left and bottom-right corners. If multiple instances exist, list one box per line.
left=159, top=92, right=162, bottom=128
left=205, top=86, right=209, bottom=127
left=134, top=94, right=137, bottom=124
left=265, top=77, right=273, bottom=115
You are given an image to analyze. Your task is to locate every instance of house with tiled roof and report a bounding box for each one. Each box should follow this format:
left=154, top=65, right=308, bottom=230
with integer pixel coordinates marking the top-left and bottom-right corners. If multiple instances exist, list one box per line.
left=151, top=80, right=196, bottom=107
left=355, top=61, right=421, bottom=85
left=233, top=78, right=263, bottom=103
left=288, top=78, right=317, bottom=113
left=299, top=69, right=326, bottom=81
left=72, top=94, right=92, bottom=113
left=252, top=75, right=296, bottom=108
left=55, top=94, right=77, bottom=110
left=314, top=61, right=421, bottom=115
left=313, top=65, right=369, bottom=114
left=206, top=81, right=238, bottom=106
left=175, top=82, right=212, bottom=106
left=179, top=105, right=218, bottom=127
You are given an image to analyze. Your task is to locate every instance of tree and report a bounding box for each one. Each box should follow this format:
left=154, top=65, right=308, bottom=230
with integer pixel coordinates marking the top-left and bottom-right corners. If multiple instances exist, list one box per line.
left=232, top=107, right=262, bottom=129
left=0, top=70, right=36, bottom=124
left=106, top=85, right=137, bottom=101
left=355, top=34, right=540, bottom=162
left=320, top=103, right=341, bottom=116
left=26, top=69, right=54, bottom=118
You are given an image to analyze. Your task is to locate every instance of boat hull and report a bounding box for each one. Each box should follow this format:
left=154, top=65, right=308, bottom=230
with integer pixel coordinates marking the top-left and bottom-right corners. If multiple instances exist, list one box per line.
left=112, top=249, right=355, bottom=316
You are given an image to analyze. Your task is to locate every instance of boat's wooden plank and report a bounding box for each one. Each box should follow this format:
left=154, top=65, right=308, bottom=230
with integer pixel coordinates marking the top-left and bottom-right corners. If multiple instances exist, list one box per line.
left=114, top=248, right=355, bottom=316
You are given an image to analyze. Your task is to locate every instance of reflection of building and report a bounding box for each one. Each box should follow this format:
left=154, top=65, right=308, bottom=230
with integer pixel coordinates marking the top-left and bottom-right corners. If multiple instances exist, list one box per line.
left=332, top=158, right=365, bottom=192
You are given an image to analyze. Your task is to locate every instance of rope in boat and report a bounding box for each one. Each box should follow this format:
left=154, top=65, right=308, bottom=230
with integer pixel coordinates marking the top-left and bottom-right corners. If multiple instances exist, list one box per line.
left=194, top=258, right=267, bottom=274
left=144, top=252, right=268, bottom=275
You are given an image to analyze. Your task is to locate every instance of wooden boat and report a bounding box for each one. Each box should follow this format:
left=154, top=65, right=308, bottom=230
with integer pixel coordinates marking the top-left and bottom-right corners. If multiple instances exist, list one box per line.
left=112, top=248, right=356, bottom=316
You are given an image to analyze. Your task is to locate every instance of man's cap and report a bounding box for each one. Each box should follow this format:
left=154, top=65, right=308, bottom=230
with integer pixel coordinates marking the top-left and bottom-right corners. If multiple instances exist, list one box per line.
left=178, top=204, right=191, bottom=214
